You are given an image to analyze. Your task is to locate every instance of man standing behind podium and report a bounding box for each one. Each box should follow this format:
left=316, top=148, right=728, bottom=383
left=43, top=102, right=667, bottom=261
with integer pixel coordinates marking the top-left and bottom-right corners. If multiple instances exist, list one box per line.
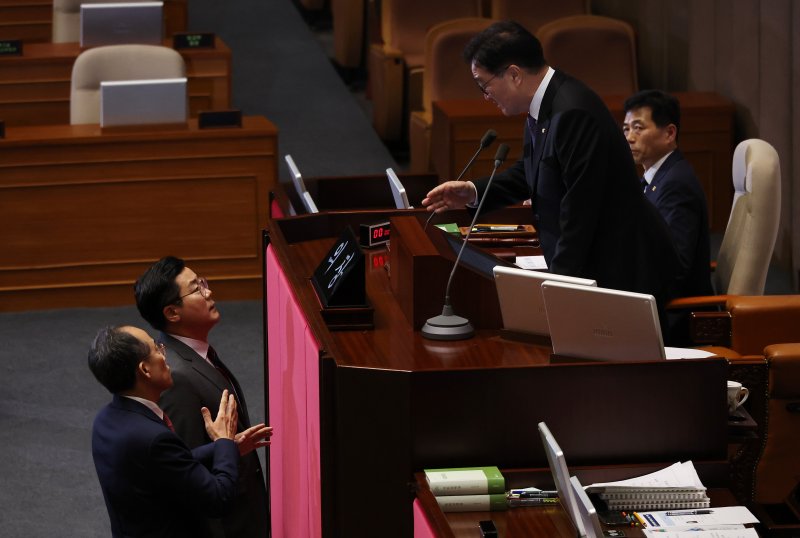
left=423, top=21, right=678, bottom=307
left=135, top=256, right=271, bottom=538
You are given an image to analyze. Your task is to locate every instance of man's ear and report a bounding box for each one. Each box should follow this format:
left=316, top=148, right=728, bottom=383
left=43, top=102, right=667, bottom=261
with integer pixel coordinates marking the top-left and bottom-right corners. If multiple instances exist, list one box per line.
left=163, top=304, right=180, bottom=324
left=666, top=124, right=678, bottom=143
left=138, top=360, right=150, bottom=378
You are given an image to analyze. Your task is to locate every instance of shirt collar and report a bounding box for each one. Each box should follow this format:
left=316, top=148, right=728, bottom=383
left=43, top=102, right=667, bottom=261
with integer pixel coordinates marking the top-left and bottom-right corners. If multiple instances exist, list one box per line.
left=168, top=333, right=211, bottom=362
left=529, top=66, right=555, bottom=121
left=643, top=150, right=674, bottom=184
left=122, top=395, right=164, bottom=420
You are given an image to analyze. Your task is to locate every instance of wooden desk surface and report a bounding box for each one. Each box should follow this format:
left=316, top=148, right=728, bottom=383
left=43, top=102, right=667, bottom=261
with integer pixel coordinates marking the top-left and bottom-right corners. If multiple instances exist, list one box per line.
left=0, top=37, right=231, bottom=126
left=0, top=116, right=277, bottom=311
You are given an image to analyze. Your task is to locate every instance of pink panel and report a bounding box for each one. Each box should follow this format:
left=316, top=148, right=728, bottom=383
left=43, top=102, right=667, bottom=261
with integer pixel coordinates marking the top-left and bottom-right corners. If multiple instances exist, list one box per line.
left=266, top=245, right=322, bottom=538
left=413, top=498, right=438, bottom=538
left=271, top=199, right=284, bottom=218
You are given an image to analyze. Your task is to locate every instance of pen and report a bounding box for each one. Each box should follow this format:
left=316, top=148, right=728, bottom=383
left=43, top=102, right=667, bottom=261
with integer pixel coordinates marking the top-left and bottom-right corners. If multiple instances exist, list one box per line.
left=632, top=512, right=647, bottom=527
left=664, top=510, right=713, bottom=516
left=516, top=491, right=558, bottom=498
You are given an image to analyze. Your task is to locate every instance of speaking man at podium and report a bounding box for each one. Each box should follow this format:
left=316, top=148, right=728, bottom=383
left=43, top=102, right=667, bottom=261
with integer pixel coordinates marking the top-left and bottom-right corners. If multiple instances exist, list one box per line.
left=423, top=21, right=679, bottom=312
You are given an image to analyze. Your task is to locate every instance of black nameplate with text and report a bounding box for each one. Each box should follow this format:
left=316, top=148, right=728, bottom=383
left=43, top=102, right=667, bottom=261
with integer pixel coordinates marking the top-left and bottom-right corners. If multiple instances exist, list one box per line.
left=0, top=40, right=23, bottom=56
left=311, top=226, right=366, bottom=308
left=172, top=32, right=215, bottom=49
left=198, top=109, right=242, bottom=129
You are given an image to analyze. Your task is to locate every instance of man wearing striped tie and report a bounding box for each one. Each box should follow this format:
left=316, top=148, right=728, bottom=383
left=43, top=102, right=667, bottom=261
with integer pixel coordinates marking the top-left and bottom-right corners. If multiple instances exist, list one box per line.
left=135, top=256, right=272, bottom=538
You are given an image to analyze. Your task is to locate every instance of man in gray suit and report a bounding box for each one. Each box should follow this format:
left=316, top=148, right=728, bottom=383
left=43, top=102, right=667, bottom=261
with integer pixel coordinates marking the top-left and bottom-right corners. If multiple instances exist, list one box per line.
left=135, top=256, right=272, bottom=538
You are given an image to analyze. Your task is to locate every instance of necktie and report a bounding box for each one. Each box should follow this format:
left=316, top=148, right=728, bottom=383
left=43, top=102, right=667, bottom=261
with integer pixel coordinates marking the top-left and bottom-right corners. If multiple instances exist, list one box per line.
left=641, top=178, right=648, bottom=194
left=207, top=346, right=242, bottom=411
left=162, top=412, right=175, bottom=433
left=527, top=114, right=537, bottom=137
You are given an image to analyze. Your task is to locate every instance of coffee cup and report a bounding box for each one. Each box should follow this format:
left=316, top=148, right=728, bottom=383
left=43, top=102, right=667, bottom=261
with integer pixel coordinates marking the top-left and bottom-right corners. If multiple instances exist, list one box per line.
left=727, top=380, right=749, bottom=415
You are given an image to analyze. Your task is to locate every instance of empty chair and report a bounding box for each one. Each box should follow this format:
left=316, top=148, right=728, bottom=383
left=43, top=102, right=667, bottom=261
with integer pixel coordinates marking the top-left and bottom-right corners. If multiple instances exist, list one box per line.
left=368, top=0, right=480, bottom=141
left=52, top=0, right=146, bottom=43
left=331, top=0, right=366, bottom=70
left=70, top=44, right=186, bottom=125
left=490, top=0, right=588, bottom=34
left=537, top=14, right=638, bottom=96
left=408, top=17, right=494, bottom=173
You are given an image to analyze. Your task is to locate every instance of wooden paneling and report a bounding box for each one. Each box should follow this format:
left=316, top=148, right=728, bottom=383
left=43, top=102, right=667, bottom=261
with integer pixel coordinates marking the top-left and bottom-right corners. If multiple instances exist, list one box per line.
left=0, top=37, right=230, bottom=126
left=0, top=116, right=278, bottom=311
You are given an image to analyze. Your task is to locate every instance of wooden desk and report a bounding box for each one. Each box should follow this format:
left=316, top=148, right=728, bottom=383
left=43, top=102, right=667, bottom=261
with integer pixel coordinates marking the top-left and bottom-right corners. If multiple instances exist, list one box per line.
left=0, top=116, right=278, bottom=311
left=0, top=0, right=187, bottom=43
left=0, top=37, right=231, bottom=126
left=264, top=211, right=729, bottom=538
left=414, top=466, right=740, bottom=538
left=431, top=92, right=735, bottom=232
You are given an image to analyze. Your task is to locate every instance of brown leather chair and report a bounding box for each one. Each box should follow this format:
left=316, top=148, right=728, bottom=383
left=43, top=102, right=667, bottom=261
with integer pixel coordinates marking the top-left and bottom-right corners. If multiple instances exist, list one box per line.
left=368, top=0, right=481, bottom=141
left=408, top=17, right=494, bottom=173
left=331, top=0, right=366, bottom=70
left=490, top=0, right=588, bottom=34
left=536, top=14, right=638, bottom=97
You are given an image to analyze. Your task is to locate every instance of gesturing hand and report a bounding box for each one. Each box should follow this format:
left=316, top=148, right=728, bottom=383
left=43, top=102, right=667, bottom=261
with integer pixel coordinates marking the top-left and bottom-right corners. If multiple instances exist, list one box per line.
left=235, top=424, right=274, bottom=456
left=201, top=389, right=238, bottom=441
left=421, top=181, right=477, bottom=213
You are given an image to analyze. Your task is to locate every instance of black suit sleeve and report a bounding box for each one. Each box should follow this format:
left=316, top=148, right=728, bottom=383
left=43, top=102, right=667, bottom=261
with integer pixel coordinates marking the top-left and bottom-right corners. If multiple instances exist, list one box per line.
left=653, top=179, right=702, bottom=284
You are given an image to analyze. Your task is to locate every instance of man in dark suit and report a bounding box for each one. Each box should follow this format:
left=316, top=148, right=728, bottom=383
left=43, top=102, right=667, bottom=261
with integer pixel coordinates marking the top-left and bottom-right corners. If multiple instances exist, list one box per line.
left=623, top=89, right=713, bottom=298
left=88, top=324, right=241, bottom=538
left=135, top=257, right=271, bottom=538
left=423, top=21, right=678, bottom=309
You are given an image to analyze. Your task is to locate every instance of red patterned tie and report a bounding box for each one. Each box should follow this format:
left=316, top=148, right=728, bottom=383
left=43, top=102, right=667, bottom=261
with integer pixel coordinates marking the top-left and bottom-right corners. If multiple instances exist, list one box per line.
left=162, top=412, right=175, bottom=433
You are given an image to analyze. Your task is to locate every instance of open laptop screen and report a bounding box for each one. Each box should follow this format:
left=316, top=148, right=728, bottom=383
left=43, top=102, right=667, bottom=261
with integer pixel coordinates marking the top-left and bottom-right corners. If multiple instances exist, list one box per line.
left=100, top=77, right=186, bottom=127
left=284, top=155, right=318, bottom=213
left=538, top=422, right=586, bottom=537
left=386, top=167, right=411, bottom=209
left=569, top=476, right=605, bottom=538
left=81, top=2, right=163, bottom=48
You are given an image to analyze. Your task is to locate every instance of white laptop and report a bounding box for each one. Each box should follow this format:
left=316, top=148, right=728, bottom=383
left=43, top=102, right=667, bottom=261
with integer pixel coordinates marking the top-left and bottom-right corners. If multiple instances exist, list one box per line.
left=100, top=77, right=186, bottom=127
left=569, top=476, right=605, bottom=538
left=80, top=2, right=163, bottom=48
left=386, top=167, right=412, bottom=209
left=284, top=155, right=319, bottom=213
left=541, top=280, right=666, bottom=362
left=538, top=422, right=587, bottom=537
left=493, top=267, right=596, bottom=337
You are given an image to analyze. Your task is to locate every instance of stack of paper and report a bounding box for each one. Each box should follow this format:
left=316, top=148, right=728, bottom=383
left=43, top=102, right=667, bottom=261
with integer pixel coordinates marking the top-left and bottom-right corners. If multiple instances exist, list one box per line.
left=585, top=461, right=710, bottom=511
left=638, top=505, right=760, bottom=537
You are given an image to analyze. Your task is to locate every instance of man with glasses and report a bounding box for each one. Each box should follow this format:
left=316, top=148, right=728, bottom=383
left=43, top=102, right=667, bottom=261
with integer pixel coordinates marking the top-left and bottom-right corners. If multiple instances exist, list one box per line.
left=423, top=21, right=679, bottom=320
left=135, top=256, right=271, bottom=538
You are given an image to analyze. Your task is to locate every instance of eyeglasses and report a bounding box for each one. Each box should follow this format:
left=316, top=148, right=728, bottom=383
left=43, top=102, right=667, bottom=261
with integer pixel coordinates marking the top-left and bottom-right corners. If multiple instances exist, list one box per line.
left=475, top=66, right=509, bottom=96
left=178, top=277, right=210, bottom=299
left=155, top=342, right=166, bottom=357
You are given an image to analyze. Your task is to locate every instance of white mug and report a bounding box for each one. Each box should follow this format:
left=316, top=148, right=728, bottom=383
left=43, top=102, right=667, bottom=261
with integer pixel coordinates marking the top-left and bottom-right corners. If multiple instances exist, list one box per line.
left=727, top=380, right=749, bottom=415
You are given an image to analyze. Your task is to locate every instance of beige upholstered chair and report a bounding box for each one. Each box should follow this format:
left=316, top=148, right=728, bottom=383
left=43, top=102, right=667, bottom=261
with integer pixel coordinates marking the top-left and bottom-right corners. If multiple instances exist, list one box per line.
left=52, top=0, right=145, bottom=43
left=408, top=17, right=493, bottom=173
left=368, top=0, right=481, bottom=141
left=70, top=44, right=186, bottom=125
left=490, top=0, right=588, bottom=34
left=537, top=14, right=638, bottom=96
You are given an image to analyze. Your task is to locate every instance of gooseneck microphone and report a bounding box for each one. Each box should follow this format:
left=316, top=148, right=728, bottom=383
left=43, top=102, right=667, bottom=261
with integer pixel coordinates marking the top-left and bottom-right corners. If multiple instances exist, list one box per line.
left=424, top=129, right=497, bottom=230
left=421, top=143, right=510, bottom=340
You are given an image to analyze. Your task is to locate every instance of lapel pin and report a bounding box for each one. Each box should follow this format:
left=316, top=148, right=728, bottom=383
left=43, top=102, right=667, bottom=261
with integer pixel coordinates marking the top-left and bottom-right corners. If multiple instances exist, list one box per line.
left=651, top=185, right=657, bottom=192
left=541, top=127, right=546, bottom=134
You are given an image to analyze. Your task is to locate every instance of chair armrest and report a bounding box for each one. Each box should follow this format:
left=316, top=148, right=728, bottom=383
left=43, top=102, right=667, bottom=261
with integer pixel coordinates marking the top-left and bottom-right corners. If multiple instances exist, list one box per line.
left=666, top=295, right=730, bottom=309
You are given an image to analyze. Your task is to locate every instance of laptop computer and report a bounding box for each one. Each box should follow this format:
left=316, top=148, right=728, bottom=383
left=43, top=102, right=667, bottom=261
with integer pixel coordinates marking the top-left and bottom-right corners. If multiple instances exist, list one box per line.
left=538, top=422, right=587, bottom=537
left=80, top=2, right=163, bottom=48
left=386, top=167, right=412, bottom=209
left=284, top=154, right=319, bottom=213
left=569, top=476, right=605, bottom=538
left=100, top=77, right=186, bottom=127
left=493, top=267, right=596, bottom=338
left=541, top=280, right=666, bottom=362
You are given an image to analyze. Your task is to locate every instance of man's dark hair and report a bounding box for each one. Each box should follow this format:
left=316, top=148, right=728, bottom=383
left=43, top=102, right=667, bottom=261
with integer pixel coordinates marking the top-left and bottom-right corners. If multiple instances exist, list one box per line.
left=134, top=256, right=185, bottom=331
left=88, top=326, right=150, bottom=393
left=463, top=20, right=545, bottom=75
left=624, top=89, right=681, bottom=136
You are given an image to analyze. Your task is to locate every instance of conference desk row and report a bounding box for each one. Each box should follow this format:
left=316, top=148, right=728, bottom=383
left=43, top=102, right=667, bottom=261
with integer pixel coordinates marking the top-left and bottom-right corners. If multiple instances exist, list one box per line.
left=0, top=0, right=187, bottom=43
left=264, top=209, right=733, bottom=538
left=0, top=116, right=278, bottom=311
left=0, top=36, right=231, bottom=126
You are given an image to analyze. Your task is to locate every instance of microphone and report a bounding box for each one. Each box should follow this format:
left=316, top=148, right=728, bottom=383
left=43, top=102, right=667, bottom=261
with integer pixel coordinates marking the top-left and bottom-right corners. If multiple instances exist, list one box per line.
left=424, top=129, right=497, bottom=230
left=421, top=143, right=510, bottom=340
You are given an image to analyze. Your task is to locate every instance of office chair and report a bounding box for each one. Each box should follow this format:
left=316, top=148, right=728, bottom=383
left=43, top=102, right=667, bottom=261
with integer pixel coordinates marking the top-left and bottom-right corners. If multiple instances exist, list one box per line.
left=490, top=0, right=588, bottom=34
left=70, top=44, right=186, bottom=125
left=408, top=17, right=494, bottom=173
left=368, top=0, right=481, bottom=141
left=52, top=0, right=139, bottom=43
left=537, top=14, right=638, bottom=96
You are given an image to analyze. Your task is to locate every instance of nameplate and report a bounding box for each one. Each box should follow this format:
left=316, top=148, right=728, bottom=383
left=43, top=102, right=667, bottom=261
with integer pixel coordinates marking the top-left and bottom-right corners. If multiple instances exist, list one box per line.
left=198, top=109, right=242, bottom=129
left=172, top=32, right=215, bottom=49
left=311, top=226, right=366, bottom=308
left=0, top=40, right=22, bottom=56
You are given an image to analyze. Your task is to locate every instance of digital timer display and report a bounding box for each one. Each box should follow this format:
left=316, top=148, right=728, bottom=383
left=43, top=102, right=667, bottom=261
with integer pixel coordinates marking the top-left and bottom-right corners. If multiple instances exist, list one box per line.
left=359, top=221, right=391, bottom=248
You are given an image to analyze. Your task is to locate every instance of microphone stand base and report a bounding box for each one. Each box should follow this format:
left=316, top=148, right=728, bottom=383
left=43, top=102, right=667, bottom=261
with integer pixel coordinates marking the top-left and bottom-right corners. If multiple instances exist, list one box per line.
left=421, top=313, right=475, bottom=341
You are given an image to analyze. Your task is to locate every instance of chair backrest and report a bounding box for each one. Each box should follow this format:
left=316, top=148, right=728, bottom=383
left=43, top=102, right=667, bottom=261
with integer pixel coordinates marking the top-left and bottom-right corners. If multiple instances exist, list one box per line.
left=70, top=44, right=186, bottom=125
left=421, top=17, right=494, bottom=115
left=52, top=0, right=144, bottom=43
left=380, top=0, right=480, bottom=65
left=714, top=139, right=781, bottom=295
left=537, top=14, right=638, bottom=96
left=490, top=0, right=588, bottom=34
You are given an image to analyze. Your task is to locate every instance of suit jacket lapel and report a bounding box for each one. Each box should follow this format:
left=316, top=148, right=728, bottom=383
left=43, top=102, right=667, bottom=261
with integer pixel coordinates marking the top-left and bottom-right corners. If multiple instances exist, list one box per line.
left=648, top=150, right=683, bottom=199
left=528, top=71, right=561, bottom=200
